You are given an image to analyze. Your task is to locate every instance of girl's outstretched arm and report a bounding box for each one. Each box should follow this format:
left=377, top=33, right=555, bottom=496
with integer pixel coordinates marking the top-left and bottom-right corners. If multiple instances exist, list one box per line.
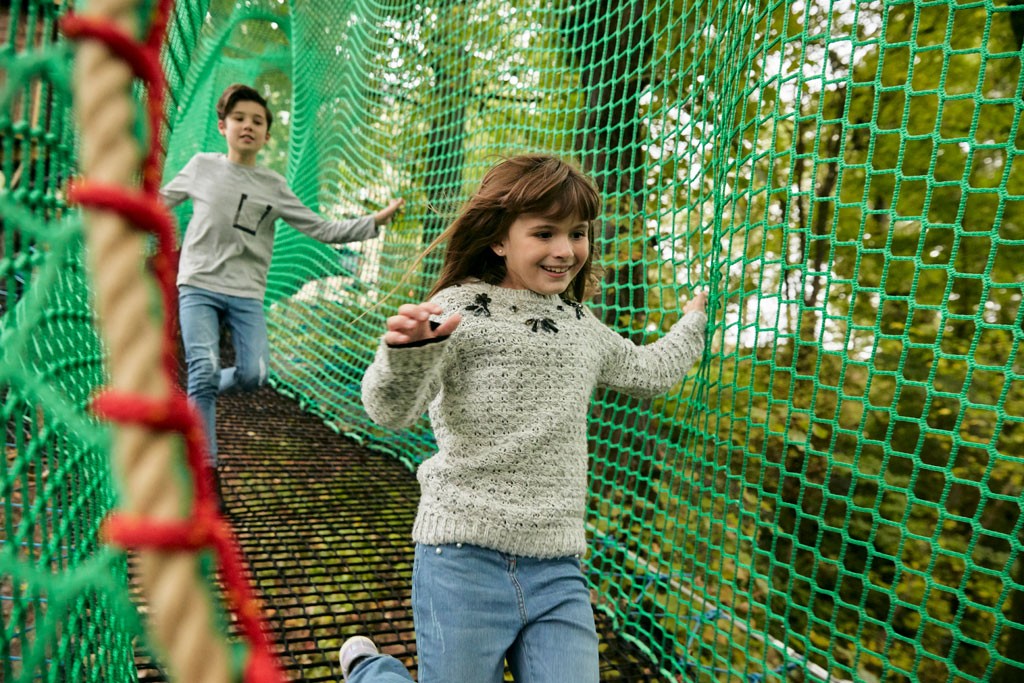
left=361, top=302, right=461, bottom=429
left=684, top=290, right=708, bottom=315
left=384, top=302, right=461, bottom=346
left=597, top=290, right=709, bottom=398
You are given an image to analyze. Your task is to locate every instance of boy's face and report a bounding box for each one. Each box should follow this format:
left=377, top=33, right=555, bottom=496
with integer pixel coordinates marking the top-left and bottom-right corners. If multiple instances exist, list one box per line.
left=218, top=100, right=271, bottom=162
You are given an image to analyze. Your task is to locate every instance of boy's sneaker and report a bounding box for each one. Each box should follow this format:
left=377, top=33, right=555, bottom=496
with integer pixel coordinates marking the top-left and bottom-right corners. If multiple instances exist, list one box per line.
left=339, top=635, right=379, bottom=680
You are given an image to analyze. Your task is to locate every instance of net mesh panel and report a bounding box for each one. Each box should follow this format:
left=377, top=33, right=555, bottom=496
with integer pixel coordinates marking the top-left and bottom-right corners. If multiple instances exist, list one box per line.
left=0, top=0, right=141, bottom=679
left=2, top=0, right=1023, bottom=681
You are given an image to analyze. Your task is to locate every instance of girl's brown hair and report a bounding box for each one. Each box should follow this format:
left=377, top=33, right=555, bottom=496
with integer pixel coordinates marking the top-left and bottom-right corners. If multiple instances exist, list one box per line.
left=423, top=154, right=602, bottom=301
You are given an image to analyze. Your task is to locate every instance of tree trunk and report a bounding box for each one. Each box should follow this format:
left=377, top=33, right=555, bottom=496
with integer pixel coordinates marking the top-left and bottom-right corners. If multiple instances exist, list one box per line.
left=563, top=0, right=660, bottom=510
left=774, top=101, right=845, bottom=635
left=421, top=63, right=467, bottom=284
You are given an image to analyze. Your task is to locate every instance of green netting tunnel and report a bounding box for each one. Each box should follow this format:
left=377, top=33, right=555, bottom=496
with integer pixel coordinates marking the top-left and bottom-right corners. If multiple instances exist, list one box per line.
left=2, top=0, right=1023, bottom=681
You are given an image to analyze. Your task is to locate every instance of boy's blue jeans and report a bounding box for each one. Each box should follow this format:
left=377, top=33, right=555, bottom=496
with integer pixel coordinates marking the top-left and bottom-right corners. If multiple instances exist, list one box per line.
left=350, top=542, right=599, bottom=683
left=178, top=285, right=269, bottom=464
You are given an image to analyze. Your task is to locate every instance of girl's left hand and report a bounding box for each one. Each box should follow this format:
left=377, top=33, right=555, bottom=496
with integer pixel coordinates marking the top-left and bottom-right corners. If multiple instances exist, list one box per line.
left=684, top=290, right=708, bottom=314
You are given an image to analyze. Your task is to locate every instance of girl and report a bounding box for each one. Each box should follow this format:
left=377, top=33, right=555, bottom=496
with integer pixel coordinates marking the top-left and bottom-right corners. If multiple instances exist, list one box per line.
left=347, top=154, right=708, bottom=683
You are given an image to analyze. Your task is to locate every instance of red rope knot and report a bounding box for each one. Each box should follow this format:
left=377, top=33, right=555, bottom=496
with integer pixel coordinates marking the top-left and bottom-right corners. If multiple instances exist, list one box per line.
left=60, top=15, right=163, bottom=86
left=103, top=513, right=221, bottom=551
left=67, top=182, right=176, bottom=253
left=91, top=390, right=218, bottom=500
left=68, top=182, right=181, bottom=376
left=92, top=390, right=192, bottom=433
left=60, top=13, right=167, bottom=191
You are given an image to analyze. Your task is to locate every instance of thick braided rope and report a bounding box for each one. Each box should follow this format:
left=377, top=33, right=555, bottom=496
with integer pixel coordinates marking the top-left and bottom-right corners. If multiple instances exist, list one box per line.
left=61, top=1, right=284, bottom=681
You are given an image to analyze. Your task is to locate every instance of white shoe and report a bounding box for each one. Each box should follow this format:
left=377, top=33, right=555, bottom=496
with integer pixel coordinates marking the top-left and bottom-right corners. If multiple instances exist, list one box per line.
left=339, top=635, right=379, bottom=680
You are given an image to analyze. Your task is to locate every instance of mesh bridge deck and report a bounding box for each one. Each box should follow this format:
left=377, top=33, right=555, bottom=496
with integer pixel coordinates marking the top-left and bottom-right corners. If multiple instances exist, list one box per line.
left=136, top=386, right=664, bottom=682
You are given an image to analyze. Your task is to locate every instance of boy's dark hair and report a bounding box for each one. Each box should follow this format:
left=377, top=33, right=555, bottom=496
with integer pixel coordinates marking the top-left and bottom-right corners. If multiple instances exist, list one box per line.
left=426, top=155, right=602, bottom=302
left=216, top=83, right=273, bottom=133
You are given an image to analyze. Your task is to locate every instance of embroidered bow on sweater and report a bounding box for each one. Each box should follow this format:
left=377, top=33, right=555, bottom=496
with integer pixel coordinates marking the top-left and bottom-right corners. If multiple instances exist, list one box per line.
left=361, top=281, right=707, bottom=559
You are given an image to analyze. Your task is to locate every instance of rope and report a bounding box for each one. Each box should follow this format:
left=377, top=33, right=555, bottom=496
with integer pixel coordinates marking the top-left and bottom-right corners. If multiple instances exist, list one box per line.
left=60, top=1, right=284, bottom=680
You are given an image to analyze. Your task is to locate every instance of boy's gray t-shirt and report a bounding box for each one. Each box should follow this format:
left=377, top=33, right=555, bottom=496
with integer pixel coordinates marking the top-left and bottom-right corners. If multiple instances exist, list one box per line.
left=160, top=152, right=378, bottom=300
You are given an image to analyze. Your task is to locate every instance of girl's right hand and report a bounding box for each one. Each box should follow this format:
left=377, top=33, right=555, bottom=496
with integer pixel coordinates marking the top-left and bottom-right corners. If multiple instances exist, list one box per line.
left=384, top=302, right=462, bottom=346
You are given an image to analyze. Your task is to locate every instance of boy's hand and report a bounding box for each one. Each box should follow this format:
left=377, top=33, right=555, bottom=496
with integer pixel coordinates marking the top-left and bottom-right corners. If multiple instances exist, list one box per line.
left=384, top=302, right=461, bottom=346
left=374, top=198, right=405, bottom=226
left=684, top=290, right=708, bottom=314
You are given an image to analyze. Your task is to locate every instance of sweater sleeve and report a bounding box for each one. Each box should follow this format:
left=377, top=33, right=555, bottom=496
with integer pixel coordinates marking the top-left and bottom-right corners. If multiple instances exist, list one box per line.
left=361, top=339, right=450, bottom=429
left=597, top=310, right=708, bottom=398
left=276, top=184, right=379, bottom=244
left=158, top=155, right=197, bottom=208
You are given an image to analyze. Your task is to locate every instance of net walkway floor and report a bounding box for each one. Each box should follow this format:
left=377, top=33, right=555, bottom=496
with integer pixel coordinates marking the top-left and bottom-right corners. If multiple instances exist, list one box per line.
left=135, top=386, right=665, bottom=682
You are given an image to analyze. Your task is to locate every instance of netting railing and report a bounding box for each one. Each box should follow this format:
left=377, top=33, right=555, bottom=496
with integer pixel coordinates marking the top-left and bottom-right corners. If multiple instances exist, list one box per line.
left=3, top=0, right=1023, bottom=681
left=1, top=1, right=138, bottom=678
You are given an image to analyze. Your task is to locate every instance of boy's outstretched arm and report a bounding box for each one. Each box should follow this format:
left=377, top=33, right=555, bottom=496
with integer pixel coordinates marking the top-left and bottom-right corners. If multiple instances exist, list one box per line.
left=374, top=198, right=405, bottom=226
left=158, top=155, right=198, bottom=209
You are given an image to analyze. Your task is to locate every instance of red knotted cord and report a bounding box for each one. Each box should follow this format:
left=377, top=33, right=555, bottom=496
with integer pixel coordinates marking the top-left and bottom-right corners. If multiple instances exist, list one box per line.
left=61, top=3, right=285, bottom=681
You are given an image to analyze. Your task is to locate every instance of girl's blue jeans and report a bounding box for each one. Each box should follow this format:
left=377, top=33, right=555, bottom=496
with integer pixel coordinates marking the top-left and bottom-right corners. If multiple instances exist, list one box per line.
left=178, top=285, right=269, bottom=464
left=346, top=654, right=415, bottom=682
left=350, top=542, right=599, bottom=683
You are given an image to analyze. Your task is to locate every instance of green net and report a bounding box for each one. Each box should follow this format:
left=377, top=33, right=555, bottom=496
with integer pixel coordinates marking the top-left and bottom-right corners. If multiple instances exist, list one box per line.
left=3, top=0, right=1023, bottom=681
left=0, top=1, right=141, bottom=679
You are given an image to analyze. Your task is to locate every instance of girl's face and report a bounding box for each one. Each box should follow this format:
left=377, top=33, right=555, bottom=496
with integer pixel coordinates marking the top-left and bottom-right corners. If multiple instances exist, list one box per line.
left=492, top=213, right=590, bottom=295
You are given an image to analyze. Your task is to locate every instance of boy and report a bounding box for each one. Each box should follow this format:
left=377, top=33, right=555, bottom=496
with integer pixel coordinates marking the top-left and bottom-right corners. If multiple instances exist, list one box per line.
left=160, top=83, right=403, bottom=467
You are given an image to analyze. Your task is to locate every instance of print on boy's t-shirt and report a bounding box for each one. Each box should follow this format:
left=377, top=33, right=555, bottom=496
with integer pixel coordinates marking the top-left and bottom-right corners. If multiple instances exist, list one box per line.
left=233, top=193, right=273, bottom=235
